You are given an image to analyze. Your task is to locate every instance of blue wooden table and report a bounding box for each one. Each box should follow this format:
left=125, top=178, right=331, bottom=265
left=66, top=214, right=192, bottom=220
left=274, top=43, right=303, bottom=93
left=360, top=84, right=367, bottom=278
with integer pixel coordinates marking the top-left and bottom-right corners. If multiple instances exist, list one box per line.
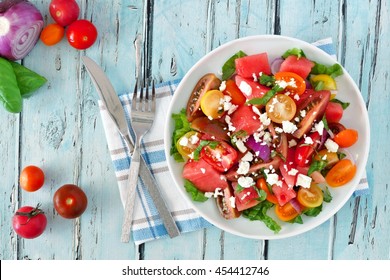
left=0, top=0, right=387, bottom=260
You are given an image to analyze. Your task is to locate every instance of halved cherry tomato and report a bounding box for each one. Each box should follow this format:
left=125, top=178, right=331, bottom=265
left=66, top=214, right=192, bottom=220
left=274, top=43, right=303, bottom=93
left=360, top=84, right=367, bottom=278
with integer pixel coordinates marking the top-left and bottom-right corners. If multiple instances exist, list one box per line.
left=40, top=23, right=65, bottom=46
left=176, top=131, right=201, bottom=160
left=200, top=141, right=238, bottom=172
left=274, top=71, right=306, bottom=95
left=200, top=90, right=225, bottom=119
left=325, top=159, right=357, bottom=187
left=190, top=116, right=229, bottom=141
left=293, top=89, right=330, bottom=139
left=186, top=74, right=221, bottom=121
left=310, top=74, right=337, bottom=90
left=223, top=79, right=246, bottom=105
left=297, top=183, right=323, bottom=208
left=257, top=178, right=278, bottom=204
left=266, top=94, right=297, bottom=123
left=333, top=129, right=358, bottom=148
left=294, top=131, right=320, bottom=167
left=325, top=101, right=343, bottom=123
left=216, top=185, right=241, bottom=219
left=314, top=149, right=339, bottom=168
left=275, top=201, right=300, bottom=222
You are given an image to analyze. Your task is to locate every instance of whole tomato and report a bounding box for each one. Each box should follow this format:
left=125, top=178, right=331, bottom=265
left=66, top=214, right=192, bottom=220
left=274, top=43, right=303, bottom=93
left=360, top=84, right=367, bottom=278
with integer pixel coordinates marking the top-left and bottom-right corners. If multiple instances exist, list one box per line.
left=12, top=204, right=47, bottom=239
left=49, top=0, right=80, bottom=27
left=66, top=19, right=98, bottom=50
left=53, top=184, right=88, bottom=219
left=19, top=165, right=45, bottom=192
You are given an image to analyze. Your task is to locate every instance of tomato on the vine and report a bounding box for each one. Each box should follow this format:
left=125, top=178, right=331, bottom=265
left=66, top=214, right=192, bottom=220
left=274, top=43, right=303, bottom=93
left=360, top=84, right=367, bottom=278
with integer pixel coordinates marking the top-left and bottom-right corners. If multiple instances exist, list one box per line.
left=12, top=205, right=47, bottom=239
left=53, top=184, right=88, bottom=219
left=49, top=0, right=80, bottom=27
left=19, top=165, right=45, bottom=192
left=66, top=20, right=98, bottom=50
left=40, top=23, right=65, bottom=46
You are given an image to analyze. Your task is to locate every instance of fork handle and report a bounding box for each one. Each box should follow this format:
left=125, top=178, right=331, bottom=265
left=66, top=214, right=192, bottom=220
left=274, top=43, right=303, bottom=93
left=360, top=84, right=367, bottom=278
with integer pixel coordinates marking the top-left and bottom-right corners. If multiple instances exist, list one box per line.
left=121, top=148, right=141, bottom=243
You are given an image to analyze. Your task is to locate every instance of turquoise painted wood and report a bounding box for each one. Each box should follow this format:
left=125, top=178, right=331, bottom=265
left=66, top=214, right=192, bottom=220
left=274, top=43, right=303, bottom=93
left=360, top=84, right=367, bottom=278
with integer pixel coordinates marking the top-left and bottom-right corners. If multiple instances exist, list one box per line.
left=0, top=0, right=388, bottom=260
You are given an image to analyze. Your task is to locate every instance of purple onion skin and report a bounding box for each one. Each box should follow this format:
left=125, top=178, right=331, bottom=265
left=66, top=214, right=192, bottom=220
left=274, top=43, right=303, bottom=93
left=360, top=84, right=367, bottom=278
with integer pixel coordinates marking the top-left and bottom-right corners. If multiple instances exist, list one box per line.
left=270, top=57, right=284, bottom=74
left=0, top=1, right=43, bottom=60
left=0, top=1, right=26, bottom=13
left=245, top=135, right=271, bottom=162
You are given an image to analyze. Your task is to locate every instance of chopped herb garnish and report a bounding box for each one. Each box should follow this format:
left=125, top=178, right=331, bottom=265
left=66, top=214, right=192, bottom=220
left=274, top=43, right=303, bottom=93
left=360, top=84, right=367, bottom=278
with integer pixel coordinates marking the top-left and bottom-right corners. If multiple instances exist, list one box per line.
left=193, top=140, right=219, bottom=160
left=322, top=186, right=333, bottom=203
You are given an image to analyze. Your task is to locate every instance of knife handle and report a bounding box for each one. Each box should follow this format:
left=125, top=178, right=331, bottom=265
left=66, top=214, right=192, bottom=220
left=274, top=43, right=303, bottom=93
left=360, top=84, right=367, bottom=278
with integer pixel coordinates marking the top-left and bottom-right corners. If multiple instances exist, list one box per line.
left=121, top=149, right=141, bottom=243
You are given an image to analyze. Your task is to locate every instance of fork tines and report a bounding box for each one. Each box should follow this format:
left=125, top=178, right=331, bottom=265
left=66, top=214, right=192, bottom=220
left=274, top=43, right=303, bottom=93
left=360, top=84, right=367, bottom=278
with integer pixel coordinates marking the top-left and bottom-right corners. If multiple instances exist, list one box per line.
left=132, top=79, right=156, bottom=113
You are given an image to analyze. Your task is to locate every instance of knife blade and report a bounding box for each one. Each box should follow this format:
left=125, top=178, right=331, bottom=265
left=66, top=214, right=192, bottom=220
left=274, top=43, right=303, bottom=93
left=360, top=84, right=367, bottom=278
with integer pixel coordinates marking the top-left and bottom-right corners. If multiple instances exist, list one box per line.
left=82, top=56, right=180, bottom=239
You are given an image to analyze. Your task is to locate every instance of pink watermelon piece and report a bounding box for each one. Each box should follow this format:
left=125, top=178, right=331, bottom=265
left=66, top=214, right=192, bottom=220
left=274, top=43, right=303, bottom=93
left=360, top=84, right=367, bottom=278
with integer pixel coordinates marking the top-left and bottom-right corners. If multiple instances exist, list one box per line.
left=279, top=55, right=315, bottom=79
left=235, top=75, right=270, bottom=100
left=235, top=53, right=271, bottom=78
left=229, top=104, right=261, bottom=135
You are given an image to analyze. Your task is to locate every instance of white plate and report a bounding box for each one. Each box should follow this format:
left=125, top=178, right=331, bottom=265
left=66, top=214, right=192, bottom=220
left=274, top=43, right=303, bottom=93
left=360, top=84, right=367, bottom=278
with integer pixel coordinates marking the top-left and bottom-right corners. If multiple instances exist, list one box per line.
left=164, top=35, right=370, bottom=239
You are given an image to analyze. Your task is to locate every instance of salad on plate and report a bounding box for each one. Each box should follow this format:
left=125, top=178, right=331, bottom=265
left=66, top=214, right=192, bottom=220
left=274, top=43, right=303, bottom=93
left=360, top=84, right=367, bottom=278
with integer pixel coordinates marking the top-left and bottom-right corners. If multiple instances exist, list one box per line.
left=170, top=47, right=359, bottom=233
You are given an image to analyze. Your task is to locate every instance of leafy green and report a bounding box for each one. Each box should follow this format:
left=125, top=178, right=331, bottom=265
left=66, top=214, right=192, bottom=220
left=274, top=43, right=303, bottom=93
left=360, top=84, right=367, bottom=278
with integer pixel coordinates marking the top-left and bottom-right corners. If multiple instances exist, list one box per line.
left=246, top=74, right=284, bottom=105
left=184, top=180, right=208, bottom=202
left=242, top=201, right=281, bottom=233
left=170, top=109, right=192, bottom=162
left=308, top=159, right=328, bottom=176
left=9, top=61, right=47, bottom=98
left=282, top=48, right=306, bottom=59
left=221, top=50, right=247, bottom=80
left=303, top=204, right=323, bottom=217
left=259, top=73, right=275, bottom=87
left=310, top=62, right=343, bottom=78
left=322, top=186, right=333, bottom=203
left=330, top=98, right=350, bottom=110
left=312, top=80, right=325, bottom=91
left=0, top=57, right=22, bottom=113
left=287, top=215, right=304, bottom=224
left=193, top=140, right=219, bottom=160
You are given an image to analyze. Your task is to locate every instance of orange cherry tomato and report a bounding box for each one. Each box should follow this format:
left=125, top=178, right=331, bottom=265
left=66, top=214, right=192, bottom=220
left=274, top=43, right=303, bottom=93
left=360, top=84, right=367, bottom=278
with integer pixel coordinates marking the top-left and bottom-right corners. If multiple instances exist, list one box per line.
left=256, top=178, right=278, bottom=204
left=314, top=149, right=339, bottom=168
left=275, top=201, right=300, bottom=222
left=40, top=23, right=65, bottom=46
left=266, top=94, right=297, bottom=123
left=297, top=183, right=323, bottom=208
left=274, top=71, right=306, bottom=95
left=20, top=165, right=45, bottom=192
left=325, top=159, right=357, bottom=187
left=223, top=79, right=246, bottom=105
left=333, top=129, right=358, bottom=148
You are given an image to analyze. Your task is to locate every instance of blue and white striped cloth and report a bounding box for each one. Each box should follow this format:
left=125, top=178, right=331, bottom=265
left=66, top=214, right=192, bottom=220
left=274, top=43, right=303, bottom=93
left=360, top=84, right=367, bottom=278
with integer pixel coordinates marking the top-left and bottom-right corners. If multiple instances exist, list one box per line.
left=99, top=38, right=369, bottom=245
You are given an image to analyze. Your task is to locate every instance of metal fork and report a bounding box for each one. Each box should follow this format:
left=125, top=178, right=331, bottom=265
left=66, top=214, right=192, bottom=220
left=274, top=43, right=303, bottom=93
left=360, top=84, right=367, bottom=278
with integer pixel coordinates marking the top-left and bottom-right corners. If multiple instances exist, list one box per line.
left=121, top=79, right=156, bottom=243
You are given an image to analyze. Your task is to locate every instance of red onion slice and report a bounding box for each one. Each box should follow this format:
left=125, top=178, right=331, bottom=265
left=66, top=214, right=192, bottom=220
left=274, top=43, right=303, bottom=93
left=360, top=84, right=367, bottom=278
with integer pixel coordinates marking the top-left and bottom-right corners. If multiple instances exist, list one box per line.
left=270, top=57, right=284, bottom=74
left=245, top=135, right=271, bottom=162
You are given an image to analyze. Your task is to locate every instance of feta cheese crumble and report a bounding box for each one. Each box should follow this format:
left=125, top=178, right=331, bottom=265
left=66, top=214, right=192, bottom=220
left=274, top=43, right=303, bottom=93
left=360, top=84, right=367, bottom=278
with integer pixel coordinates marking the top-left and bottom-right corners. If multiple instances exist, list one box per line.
left=296, top=174, right=312, bottom=189
left=325, top=138, right=339, bottom=153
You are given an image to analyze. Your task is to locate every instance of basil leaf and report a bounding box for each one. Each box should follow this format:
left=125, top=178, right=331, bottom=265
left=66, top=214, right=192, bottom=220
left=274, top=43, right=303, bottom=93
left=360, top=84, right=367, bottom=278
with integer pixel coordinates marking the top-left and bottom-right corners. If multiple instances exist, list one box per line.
left=282, top=48, right=306, bottom=59
left=242, top=201, right=281, bottom=233
left=246, top=88, right=277, bottom=105
left=193, top=140, right=219, bottom=160
left=287, top=215, right=304, bottom=224
left=323, top=186, right=333, bottom=203
left=0, top=57, right=22, bottom=113
left=184, top=180, right=208, bottom=202
left=10, top=61, right=47, bottom=98
left=330, top=98, right=350, bottom=109
left=303, top=204, right=323, bottom=217
left=259, top=74, right=275, bottom=87
left=308, top=159, right=328, bottom=176
left=221, top=50, right=247, bottom=80
left=310, top=62, right=343, bottom=78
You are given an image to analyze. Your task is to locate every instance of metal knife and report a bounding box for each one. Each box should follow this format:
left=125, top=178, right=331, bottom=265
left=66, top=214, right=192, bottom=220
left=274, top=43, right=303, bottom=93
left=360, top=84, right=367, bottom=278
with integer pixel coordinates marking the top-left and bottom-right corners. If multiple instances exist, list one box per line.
left=82, top=56, right=180, bottom=239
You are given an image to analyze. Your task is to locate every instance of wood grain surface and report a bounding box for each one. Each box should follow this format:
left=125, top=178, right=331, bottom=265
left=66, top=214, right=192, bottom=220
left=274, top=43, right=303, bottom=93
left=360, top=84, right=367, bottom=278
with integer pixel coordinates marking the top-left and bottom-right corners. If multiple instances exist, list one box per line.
left=0, top=0, right=387, bottom=260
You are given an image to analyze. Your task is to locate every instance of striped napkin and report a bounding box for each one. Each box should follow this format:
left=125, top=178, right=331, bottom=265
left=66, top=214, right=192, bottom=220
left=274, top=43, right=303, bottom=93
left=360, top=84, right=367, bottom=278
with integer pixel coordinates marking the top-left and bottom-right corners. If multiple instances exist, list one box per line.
left=98, top=38, right=369, bottom=245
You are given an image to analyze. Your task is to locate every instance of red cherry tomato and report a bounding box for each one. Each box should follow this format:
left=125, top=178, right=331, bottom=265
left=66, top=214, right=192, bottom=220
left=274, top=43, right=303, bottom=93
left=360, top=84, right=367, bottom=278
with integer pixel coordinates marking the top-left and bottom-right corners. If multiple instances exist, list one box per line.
left=66, top=20, right=98, bottom=50
left=49, top=0, right=80, bottom=27
left=19, top=165, right=45, bottom=192
left=223, top=79, right=246, bottom=105
left=53, top=184, right=88, bottom=219
left=200, top=141, right=238, bottom=172
left=12, top=205, right=47, bottom=239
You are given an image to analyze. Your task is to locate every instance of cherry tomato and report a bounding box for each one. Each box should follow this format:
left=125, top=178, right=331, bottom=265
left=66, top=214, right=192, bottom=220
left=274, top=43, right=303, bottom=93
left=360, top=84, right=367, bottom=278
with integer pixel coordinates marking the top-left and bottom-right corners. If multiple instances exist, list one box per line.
left=309, top=74, right=337, bottom=90
left=274, top=71, right=306, bottom=95
left=176, top=131, right=201, bottom=160
left=53, top=184, right=88, bottom=219
left=40, top=23, right=65, bottom=46
left=314, top=149, right=339, bottom=168
left=200, top=141, right=238, bottom=172
left=66, top=20, right=98, bottom=50
left=257, top=178, right=278, bottom=204
left=265, top=94, right=296, bottom=123
left=297, top=183, right=323, bottom=208
left=49, top=0, right=80, bottom=27
left=190, top=116, right=230, bottom=142
left=19, top=165, right=45, bottom=192
left=333, top=129, right=358, bottom=148
left=275, top=201, right=300, bottom=222
left=223, top=79, right=246, bottom=105
left=325, top=159, right=357, bottom=187
left=325, top=101, right=343, bottom=123
left=12, top=204, right=47, bottom=239
left=200, top=90, right=225, bottom=119
left=294, top=132, right=320, bottom=167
